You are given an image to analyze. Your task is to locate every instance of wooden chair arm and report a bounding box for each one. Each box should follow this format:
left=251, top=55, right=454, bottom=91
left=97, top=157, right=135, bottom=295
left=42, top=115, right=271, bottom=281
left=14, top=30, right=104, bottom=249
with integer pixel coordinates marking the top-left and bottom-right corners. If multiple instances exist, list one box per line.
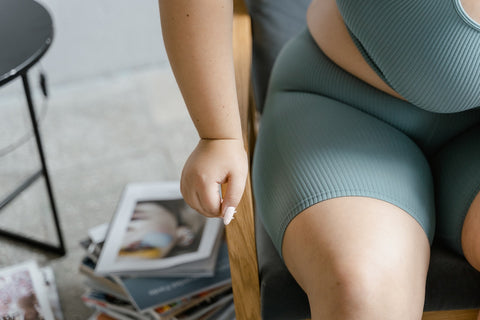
left=226, top=0, right=261, bottom=319
left=422, top=309, right=479, bottom=320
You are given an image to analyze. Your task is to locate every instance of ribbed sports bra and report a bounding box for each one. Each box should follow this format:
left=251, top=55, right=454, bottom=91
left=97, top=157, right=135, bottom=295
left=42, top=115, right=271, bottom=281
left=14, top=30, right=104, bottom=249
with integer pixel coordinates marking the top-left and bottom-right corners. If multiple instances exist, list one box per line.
left=336, top=0, right=480, bottom=113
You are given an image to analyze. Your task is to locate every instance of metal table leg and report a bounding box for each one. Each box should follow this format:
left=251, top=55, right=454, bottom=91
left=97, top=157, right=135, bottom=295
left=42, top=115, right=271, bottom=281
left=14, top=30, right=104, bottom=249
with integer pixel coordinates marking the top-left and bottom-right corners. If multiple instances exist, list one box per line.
left=0, top=72, right=66, bottom=256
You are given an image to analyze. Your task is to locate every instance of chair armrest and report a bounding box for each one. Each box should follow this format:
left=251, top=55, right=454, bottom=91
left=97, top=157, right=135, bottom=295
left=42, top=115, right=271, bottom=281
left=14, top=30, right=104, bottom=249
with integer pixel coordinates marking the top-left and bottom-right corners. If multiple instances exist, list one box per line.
left=422, top=309, right=479, bottom=320
left=226, top=0, right=261, bottom=319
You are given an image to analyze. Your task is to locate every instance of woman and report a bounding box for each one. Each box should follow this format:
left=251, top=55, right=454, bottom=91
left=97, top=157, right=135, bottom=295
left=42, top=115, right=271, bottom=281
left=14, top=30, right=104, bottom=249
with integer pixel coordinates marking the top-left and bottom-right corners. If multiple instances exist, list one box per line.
left=158, top=0, right=480, bottom=318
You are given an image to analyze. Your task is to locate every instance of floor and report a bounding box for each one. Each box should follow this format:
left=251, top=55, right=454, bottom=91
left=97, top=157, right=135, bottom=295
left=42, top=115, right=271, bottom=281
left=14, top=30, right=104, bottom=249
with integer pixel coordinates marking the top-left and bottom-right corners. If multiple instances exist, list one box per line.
left=0, top=64, right=198, bottom=319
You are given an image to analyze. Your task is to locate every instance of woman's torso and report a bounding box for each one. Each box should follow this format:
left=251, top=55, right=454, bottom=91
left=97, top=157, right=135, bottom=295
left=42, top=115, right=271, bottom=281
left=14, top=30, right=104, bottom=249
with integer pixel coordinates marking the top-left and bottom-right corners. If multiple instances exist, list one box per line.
left=306, top=0, right=480, bottom=112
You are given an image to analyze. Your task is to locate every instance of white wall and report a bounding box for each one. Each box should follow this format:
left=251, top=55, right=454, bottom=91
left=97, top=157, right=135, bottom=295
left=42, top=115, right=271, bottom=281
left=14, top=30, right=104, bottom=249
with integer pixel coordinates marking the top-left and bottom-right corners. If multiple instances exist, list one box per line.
left=35, top=0, right=168, bottom=86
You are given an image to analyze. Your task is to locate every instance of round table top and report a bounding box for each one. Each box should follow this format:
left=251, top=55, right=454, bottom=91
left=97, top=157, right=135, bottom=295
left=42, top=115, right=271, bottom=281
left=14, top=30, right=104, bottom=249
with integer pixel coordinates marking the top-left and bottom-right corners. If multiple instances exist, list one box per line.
left=0, top=0, right=53, bottom=86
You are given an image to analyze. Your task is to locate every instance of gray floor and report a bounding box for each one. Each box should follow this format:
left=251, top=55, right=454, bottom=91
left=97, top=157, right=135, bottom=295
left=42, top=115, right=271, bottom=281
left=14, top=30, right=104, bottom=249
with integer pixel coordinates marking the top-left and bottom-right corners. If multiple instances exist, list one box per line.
left=0, top=64, right=197, bottom=319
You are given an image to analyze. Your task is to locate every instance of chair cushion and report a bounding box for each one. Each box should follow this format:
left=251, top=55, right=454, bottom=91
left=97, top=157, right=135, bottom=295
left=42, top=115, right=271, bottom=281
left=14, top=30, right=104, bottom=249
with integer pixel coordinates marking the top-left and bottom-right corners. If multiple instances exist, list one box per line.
left=244, top=0, right=310, bottom=112
left=246, top=0, right=480, bottom=318
left=425, top=242, right=480, bottom=311
left=255, top=216, right=309, bottom=320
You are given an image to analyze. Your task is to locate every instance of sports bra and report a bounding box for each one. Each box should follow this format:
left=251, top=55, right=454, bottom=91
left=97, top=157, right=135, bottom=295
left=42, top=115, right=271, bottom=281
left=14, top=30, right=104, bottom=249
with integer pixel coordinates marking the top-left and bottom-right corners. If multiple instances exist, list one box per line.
left=336, top=0, right=480, bottom=113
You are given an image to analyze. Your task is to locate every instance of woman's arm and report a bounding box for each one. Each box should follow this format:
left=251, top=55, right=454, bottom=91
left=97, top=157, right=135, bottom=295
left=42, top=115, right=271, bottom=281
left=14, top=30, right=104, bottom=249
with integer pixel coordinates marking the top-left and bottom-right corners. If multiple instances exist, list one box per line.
left=159, top=0, right=241, bottom=140
left=158, top=0, right=247, bottom=219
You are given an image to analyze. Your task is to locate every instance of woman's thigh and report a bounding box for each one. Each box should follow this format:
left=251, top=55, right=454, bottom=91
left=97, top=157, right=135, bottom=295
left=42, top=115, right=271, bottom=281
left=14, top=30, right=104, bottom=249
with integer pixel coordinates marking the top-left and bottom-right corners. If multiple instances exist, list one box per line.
left=252, top=90, right=434, bottom=318
left=282, top=196, right=430, bottom=319
left=431, top=125, right=480, bottom=267
left=253, top=91, right=436, bottom=255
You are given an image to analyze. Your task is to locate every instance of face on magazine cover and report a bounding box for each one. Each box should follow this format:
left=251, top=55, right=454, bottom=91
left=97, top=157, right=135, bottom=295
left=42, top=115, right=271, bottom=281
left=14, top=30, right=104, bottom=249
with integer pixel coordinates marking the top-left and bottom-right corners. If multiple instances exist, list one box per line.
left=118, top=201, right=196, bottom=259
left=0, top=270, right=45, bottom=320
left=17, top=293, right=42, bottom=320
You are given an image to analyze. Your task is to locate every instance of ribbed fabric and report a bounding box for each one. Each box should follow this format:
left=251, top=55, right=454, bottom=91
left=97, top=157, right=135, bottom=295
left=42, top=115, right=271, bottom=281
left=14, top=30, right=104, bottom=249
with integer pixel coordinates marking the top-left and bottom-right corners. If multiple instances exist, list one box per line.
left=336, top=0, right=480, bottom=113
left=252, top=29, right=480, bottom=256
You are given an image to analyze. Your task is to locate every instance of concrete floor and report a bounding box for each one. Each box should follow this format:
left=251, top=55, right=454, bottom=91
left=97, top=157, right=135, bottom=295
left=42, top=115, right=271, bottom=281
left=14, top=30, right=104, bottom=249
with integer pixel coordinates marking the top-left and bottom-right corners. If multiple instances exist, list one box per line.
left=0, top=64, right=198, bottom=319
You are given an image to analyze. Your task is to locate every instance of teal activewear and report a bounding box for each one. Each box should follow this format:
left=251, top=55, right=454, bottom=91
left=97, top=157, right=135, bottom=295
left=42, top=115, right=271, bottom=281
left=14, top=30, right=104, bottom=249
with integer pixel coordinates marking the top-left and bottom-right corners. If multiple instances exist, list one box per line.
left=252, top=29, right=480, bottom=257
left=337, top=0, right=480, bottom=113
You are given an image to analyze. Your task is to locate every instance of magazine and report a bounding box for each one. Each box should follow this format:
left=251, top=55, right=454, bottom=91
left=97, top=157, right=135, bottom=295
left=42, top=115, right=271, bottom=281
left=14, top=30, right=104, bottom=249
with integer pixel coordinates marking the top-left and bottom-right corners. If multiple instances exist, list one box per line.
left=78, top=227, right=233, bottom=320
left=203, top=301, right=235, bottom=320
left=81, top=225, right=222, bottom=278
left=115, top=242, right=231, bottom=312
left=40, top=267, right=64, bottom=320
left=88, top=312, right=117, bottom=320
left=87, top=223, right=109, bottom=245
left=172, top=288, right=233, bottom=320
left=81, top=290, right=150, bottom=320
left=0, top=261, right=55, bottom=320
left=153, top=284, right=232, bottom=319
left=95, top=181, right=224, bottom=276
left=79, top=256, right=128, bottom=299
left=79, top=222, right=108, bottom=263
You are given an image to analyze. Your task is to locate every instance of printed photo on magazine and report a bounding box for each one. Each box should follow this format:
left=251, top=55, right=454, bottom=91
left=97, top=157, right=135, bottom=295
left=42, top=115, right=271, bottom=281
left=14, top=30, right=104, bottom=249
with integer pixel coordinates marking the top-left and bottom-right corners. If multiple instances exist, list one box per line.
left=0, top=261, right=55, bottom=320
left=95, top=181, right=223, bottom=276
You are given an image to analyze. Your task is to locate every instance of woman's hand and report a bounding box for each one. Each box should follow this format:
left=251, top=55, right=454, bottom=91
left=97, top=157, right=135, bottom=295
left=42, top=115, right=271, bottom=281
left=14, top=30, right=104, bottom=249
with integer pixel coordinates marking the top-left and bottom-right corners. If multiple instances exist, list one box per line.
left=181, top=138, right=248, bottom=220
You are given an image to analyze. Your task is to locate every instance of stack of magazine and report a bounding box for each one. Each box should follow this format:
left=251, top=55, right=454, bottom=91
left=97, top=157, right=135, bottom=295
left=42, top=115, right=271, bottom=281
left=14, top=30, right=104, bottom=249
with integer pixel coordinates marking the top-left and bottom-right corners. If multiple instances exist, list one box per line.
left=0, top=260, right=64, bottom=320
left=78, top=181, right=235, bottom=320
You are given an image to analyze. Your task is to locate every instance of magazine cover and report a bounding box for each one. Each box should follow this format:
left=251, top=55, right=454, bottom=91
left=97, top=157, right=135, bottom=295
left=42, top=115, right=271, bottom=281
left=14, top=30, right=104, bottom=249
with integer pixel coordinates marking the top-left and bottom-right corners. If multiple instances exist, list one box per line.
left=0, top=261, right=55, bottom=320
left=117, top=242, right=231, bottom=312
left=95, top=181, right=223, bottom=275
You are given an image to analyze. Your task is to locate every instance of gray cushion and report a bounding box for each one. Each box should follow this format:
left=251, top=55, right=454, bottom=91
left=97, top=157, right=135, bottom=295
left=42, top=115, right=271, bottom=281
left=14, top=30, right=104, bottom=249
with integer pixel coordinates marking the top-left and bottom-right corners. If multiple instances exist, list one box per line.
left=255, top=216, right=309, bottom=320
left=246, top=0, right=480, bottom=318
left=244, top=0, right=310, bottom=112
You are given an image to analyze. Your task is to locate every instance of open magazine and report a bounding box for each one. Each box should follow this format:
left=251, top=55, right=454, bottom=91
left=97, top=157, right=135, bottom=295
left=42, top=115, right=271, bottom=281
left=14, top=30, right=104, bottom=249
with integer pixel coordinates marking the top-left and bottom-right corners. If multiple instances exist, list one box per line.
left=95, top=181, right=224, bottom=277
left=0, top=261, right=62, bottom=320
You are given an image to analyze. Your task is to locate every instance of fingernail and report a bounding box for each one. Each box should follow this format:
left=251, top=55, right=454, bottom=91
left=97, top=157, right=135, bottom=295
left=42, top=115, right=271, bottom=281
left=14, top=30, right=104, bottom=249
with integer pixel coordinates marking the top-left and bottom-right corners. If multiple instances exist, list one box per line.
left=223, top=207, right=236, bottom=225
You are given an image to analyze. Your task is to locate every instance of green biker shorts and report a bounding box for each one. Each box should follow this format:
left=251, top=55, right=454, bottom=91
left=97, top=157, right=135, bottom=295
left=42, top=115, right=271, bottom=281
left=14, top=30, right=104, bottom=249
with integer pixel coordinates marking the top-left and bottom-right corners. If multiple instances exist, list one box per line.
left=252, top=29, right=480, bottom=257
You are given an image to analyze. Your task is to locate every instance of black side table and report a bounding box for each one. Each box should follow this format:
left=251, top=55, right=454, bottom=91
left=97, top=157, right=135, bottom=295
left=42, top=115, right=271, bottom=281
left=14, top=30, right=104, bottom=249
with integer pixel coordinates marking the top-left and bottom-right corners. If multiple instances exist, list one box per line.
left=0, top=0, right=65, bottom=255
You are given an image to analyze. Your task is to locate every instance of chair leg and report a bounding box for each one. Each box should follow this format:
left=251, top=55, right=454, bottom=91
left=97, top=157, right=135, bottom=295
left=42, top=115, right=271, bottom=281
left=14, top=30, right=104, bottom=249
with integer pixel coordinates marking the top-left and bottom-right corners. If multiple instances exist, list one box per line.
left=422, top=309, right=479, bottom=320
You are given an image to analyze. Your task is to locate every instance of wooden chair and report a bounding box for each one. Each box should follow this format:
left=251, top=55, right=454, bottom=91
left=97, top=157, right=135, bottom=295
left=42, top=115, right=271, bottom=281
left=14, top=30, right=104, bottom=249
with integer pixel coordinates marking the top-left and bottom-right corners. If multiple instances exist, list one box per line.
left=227, top=0, right=480, bottom=319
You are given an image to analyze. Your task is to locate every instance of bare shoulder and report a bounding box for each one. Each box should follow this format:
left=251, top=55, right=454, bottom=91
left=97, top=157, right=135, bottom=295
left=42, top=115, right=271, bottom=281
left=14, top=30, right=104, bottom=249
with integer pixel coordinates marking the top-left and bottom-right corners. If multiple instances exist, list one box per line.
left=460, top=0, right=480, bottom=23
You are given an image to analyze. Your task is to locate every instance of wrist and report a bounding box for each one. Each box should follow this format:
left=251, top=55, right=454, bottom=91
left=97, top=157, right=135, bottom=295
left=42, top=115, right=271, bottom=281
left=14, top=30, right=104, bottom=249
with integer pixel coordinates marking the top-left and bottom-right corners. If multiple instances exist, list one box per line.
left=196, top=137, right=247, bottom=155
left=199, top=135, right=243, bottom=142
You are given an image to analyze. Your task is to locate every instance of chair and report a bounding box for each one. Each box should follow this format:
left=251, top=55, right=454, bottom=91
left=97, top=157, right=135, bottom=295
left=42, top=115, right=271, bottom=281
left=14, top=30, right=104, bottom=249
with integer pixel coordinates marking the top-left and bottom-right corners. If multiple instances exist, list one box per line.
left=226, top=0, right=480, bottom=319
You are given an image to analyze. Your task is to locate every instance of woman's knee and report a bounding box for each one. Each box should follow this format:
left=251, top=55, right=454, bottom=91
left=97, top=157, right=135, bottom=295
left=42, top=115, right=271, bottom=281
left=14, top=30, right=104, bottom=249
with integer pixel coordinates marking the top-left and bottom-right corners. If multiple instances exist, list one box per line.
left=320, top=254, right=399, bottom=303
left=282, top=197, right=430, bottom=318
left=306, top=244, right=426, bottom=317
